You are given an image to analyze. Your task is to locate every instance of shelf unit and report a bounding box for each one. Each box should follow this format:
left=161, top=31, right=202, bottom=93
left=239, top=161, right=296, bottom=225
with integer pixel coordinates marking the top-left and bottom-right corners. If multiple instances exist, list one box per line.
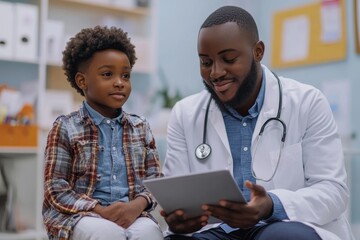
left=61, top=0, right=149, bottom=15
left=0, top=0, right=157, bottom=239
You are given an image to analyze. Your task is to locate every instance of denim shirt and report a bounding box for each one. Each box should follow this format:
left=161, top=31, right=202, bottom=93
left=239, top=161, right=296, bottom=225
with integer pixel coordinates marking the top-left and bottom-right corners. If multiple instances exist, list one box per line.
left=84, top=102, right=129, bottom=205
left=221, top=68, right=288, bottom=233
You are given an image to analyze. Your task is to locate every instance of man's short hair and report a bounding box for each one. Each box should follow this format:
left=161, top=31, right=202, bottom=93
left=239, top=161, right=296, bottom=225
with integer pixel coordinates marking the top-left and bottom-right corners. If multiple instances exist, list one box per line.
left=201, top=6, right=259, bottom=43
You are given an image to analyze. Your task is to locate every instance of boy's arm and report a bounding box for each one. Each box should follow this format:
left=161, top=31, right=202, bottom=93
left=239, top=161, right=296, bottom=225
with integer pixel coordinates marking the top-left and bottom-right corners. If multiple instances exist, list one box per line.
left=43, top=118, right=98, bottom=214
left=134, top=121, right=163, bottom=212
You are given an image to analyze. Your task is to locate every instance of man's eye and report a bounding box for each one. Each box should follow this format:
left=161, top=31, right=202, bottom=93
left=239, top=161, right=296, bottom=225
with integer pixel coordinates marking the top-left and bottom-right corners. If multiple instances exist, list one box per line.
left=224, top=58, right=236, bottom=63
left=200, top=59, right=212, bottom=67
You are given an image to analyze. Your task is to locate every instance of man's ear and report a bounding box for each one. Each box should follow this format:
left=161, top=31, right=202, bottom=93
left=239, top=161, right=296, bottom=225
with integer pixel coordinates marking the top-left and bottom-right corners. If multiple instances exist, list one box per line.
left=75, top=72, right=87, bottom=91
left=253, top=41, right=265, bottom=62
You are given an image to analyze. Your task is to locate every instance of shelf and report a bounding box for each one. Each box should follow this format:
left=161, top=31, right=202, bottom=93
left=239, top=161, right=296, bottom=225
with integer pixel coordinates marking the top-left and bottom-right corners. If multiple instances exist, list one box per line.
left=54, top=0, right=149, bottom=16
left=0, top=147, right=37, bottom=155
left=0, top=229, right=40, bottom=240
left=0, top=57, right=39, bottom=65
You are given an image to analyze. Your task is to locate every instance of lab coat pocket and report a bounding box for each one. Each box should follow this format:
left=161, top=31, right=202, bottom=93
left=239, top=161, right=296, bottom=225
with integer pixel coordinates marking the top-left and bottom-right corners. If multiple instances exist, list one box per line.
left=269, top=142, right=304, bottom=190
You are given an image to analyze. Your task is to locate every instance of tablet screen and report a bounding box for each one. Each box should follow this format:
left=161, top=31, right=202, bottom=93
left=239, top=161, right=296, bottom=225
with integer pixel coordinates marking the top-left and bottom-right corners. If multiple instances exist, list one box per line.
left=143, top=169, right=246, bottom=223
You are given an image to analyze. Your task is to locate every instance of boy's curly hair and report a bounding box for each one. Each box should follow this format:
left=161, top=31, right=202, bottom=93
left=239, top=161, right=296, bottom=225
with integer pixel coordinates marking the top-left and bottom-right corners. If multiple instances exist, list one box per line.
left=62, top=25, right=137, bottom=96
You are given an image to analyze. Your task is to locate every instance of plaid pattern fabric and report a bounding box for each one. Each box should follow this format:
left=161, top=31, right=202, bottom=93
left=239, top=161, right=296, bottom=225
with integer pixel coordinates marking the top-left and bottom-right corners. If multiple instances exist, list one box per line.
left=42, top=104, right=162, bottom=240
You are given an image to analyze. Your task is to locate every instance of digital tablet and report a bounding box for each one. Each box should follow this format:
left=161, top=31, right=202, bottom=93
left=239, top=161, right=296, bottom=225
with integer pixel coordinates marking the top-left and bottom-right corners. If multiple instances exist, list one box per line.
left=143, top=169, right=246, bottom=223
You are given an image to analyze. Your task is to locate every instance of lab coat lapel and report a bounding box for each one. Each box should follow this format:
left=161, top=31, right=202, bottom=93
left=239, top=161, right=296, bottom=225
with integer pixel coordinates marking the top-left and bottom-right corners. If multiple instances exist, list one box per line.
left=252, top=65, right=285, bottom=188
left=208, top=101, right=232, bottom=156
left=253, top=65, right=284, bottom=142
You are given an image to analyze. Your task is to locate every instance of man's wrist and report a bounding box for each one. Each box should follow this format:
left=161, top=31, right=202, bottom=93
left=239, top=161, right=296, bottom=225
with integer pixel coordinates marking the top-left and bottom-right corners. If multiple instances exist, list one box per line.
left=262, top=193, right=274, bottom=220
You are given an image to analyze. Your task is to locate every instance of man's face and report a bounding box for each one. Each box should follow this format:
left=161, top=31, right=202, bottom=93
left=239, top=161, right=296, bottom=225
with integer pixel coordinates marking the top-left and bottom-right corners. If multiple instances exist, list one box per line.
left=198, top=22, right=262, bottom=113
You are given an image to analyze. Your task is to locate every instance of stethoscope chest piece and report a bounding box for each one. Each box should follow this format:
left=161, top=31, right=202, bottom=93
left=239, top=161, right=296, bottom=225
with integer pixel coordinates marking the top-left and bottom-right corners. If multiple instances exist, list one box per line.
left=195, top=143, right=212, bottom=160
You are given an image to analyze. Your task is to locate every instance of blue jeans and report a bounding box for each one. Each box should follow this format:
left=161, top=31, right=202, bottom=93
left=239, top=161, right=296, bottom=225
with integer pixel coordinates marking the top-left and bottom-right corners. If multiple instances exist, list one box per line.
left=164, top=221, right=321, bottom=240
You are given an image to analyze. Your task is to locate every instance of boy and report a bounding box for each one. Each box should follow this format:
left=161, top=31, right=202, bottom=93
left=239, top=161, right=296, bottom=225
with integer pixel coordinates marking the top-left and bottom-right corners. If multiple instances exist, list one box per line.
left=42, top=26, right=163, bottom=240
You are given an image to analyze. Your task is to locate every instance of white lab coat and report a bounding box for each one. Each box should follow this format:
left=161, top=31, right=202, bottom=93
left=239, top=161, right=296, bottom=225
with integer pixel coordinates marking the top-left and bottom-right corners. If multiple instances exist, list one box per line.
left=163, top=65, right=354, bottom=240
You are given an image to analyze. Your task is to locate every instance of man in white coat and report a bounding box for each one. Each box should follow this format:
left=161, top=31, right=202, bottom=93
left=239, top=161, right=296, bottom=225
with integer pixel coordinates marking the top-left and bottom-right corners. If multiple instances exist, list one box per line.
left=161, top=5, right=354, bottom=240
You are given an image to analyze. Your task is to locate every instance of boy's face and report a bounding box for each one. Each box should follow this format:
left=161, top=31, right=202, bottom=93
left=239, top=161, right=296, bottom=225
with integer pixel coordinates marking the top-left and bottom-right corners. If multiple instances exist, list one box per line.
left=75, top=49, right=132, bottom=118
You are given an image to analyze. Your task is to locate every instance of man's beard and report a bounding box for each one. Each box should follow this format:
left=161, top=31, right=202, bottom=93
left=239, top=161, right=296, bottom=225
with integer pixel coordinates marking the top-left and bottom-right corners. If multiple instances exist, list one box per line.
left=203, top=59, right=258, bottom=113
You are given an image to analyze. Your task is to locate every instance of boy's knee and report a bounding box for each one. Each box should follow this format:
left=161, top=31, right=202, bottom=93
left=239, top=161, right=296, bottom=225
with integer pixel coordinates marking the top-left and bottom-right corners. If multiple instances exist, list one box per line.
left=127, top=217, right=163, bottom=240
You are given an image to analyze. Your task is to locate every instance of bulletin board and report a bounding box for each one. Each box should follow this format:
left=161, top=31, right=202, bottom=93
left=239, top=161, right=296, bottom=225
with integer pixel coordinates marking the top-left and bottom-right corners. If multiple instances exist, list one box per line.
left=354, top=0, right=360, bottom=53
left=271, top=0, right=347, bottom=69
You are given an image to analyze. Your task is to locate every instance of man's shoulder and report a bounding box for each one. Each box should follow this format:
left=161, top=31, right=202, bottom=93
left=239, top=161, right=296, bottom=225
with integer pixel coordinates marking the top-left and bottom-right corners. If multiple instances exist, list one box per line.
left=280, top=76, right=321, bottom=96
left=263, top=64, right=319, bottom=94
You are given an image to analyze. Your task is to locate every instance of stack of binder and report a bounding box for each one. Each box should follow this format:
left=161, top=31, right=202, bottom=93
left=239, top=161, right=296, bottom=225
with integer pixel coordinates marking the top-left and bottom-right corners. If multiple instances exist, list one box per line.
left=0, top=1, right=38, bottom=62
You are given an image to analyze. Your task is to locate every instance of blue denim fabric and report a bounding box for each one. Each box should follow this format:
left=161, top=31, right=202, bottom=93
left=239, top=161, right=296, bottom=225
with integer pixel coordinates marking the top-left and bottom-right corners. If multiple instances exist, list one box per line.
left=84, top=102, right=129, bottom=205
left=221, top=68, right=287, bottom=233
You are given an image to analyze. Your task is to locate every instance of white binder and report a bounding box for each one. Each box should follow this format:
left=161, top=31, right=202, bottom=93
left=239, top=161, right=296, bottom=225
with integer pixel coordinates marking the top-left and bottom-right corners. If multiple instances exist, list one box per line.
left=0, top=2, right=15, bottom=59
left=45, top=20, right=65, bottom=64
left=14, top=3, right=39, bottom=61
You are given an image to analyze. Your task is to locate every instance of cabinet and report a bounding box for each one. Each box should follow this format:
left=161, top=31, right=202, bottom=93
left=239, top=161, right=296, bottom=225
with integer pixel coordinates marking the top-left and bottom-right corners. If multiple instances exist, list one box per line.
left=0, top=0, right=157, bottom=239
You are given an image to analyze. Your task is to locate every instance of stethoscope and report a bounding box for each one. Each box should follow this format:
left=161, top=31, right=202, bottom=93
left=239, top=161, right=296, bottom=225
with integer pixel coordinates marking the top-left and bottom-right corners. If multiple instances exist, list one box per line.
left=195, top=72, right=287, bottom=182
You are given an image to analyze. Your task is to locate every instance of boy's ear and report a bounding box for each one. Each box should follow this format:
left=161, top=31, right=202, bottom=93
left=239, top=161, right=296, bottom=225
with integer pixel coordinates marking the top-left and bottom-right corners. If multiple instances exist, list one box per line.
left=75, top=72, right=87, bottom=91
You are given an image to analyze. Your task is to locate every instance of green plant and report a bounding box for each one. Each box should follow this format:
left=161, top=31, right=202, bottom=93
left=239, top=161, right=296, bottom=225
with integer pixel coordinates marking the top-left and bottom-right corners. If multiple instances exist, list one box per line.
left=158, top=88, right=182, bottom=108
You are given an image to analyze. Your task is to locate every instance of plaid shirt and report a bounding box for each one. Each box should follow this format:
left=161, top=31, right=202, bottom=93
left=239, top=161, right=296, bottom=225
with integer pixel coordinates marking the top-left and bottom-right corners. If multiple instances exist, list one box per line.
left=42, top=104, right=162, bottom=240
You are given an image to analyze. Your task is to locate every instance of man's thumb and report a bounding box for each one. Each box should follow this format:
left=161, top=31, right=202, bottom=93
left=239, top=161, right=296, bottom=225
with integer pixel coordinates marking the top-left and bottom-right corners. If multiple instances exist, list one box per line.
left=245, top=180, right=265, bottom=196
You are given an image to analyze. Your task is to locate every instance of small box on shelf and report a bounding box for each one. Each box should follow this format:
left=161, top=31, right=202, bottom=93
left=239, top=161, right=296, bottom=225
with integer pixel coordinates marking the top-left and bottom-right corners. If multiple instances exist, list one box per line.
left=0, top=125, right=38, bottom=147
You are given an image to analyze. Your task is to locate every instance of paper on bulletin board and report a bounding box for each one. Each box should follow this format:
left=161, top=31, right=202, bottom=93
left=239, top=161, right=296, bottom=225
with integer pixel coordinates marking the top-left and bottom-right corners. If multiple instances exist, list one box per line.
left=281, top=15, right=310, bottom=62
left=320, top=0, right=342, bottom=43
left=321, top=80, right=350, bottom=137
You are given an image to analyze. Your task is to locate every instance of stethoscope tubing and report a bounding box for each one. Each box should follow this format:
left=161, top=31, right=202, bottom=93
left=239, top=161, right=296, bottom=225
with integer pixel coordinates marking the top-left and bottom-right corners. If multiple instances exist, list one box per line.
left=202, top=97, right=212, bottom=146
left=196, top=72, right=287, bottom=181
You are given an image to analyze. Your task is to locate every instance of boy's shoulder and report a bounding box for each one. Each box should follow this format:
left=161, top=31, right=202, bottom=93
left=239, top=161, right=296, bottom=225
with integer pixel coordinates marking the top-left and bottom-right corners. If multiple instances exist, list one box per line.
left=53, top=108, right=83, bottom=126
left=123, top=111, right=147, bottom=127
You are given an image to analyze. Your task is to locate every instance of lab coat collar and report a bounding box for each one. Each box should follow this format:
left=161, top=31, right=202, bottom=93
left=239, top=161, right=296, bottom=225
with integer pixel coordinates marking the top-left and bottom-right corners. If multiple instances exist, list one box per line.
left=260, top=64, right=285, bottom=118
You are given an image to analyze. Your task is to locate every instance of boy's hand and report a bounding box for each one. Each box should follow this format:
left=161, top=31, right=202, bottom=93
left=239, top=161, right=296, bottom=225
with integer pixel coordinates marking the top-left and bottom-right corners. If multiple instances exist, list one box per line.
left=93, top=197, right=147, bottom=228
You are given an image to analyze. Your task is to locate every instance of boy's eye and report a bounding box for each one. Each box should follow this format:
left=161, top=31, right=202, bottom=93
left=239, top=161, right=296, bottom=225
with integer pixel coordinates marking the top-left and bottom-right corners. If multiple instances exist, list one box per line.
left=122, top=73, right=131, bottom=79
left=102, top=72, right=112, bottom=77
